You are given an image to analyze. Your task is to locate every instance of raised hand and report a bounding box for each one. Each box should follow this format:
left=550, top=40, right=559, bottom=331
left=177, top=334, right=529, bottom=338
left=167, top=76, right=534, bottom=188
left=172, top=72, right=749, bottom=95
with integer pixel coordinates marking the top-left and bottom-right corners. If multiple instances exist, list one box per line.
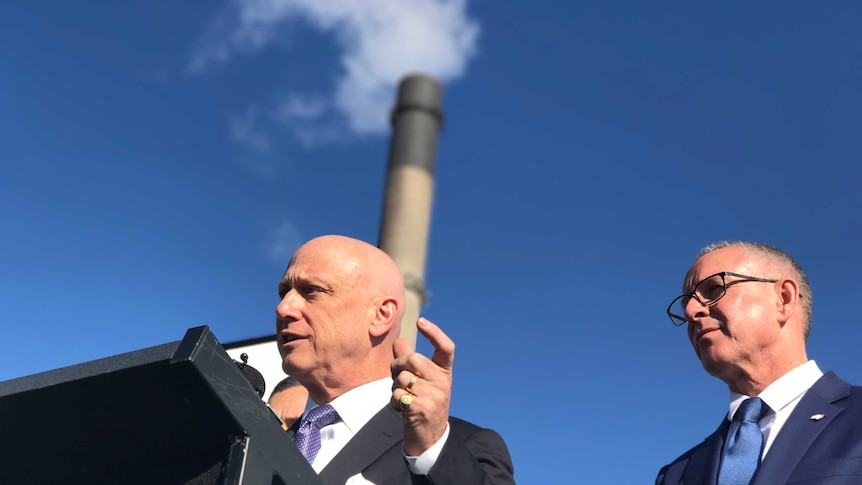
left=390, top=317, right=455, bottom=456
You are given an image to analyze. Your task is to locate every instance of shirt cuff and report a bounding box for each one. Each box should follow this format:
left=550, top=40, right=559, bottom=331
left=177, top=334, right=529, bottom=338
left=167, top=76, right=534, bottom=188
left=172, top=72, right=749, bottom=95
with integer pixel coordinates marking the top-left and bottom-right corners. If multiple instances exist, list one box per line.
left=403, top=423, right=451, bottom=475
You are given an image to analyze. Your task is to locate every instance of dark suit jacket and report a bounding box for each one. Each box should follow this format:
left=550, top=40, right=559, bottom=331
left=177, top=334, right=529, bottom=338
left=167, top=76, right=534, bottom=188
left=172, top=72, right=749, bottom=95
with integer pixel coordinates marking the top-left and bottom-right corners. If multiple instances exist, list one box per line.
left=287, top=405, right=515, bottom=485
left=656, top=371, right=862, bottom=484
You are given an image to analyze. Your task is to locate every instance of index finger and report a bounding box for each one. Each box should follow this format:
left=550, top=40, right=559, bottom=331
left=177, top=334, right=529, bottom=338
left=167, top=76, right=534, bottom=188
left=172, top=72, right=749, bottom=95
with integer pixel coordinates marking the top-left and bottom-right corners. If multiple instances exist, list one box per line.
left=416, top=317, right=455, bottom=370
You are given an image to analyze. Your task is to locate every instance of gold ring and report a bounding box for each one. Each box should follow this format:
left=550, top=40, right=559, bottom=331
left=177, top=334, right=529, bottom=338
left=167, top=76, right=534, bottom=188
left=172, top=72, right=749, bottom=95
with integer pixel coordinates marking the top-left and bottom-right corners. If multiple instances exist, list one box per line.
left=406, top=376, right=418, bottom=393
left=399, top=393, right=413, bottom=410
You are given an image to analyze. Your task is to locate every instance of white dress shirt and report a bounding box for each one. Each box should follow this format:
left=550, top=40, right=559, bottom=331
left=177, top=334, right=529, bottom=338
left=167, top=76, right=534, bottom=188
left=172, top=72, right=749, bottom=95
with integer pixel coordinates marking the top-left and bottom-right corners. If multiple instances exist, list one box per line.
left=303, top=377, right=450, bottom=475
left=726, top=360, right=824, bottom=458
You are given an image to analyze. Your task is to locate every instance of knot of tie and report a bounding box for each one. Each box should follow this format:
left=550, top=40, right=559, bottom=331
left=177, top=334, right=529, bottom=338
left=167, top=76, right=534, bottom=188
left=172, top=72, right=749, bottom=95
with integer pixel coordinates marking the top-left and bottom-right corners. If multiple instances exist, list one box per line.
left=718, top=397, right=766, bottom=485
left=293, top=404, right=340, bottom=464
left=737, top=397, right=764, bottom=424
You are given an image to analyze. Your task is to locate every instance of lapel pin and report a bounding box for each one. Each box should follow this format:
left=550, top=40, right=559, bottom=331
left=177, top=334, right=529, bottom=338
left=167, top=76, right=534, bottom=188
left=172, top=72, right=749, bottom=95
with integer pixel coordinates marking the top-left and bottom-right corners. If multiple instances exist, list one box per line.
left=810, top=414, right=825, bottom=421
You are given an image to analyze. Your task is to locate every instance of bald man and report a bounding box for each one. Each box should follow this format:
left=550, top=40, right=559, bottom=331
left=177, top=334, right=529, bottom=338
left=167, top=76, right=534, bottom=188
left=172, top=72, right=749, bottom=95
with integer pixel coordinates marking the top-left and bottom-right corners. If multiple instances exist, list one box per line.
left=276, top=235, right=515, bottom=485
left=657, top=241, right=862, bottom=485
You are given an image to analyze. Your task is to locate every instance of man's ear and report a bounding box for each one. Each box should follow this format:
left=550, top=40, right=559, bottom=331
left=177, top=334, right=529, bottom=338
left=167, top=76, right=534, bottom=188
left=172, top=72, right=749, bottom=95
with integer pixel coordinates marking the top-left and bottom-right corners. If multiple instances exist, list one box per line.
left=369, top=296, right=398, bottom=338
left=776, top=278, right=799, bottom=325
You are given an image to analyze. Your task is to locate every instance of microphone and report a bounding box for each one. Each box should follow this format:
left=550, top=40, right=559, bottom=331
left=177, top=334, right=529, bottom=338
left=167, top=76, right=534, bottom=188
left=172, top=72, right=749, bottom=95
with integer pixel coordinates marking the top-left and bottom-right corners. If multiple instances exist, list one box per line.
left=234, top=352, right=266, bottom=398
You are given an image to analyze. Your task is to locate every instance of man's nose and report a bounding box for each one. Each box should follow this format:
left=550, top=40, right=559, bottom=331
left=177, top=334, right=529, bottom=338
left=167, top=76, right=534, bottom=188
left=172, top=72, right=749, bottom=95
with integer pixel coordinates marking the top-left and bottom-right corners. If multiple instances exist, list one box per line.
left=684, top=294, right=709, bottom=323
left=276, top=290, right=301, bottom=321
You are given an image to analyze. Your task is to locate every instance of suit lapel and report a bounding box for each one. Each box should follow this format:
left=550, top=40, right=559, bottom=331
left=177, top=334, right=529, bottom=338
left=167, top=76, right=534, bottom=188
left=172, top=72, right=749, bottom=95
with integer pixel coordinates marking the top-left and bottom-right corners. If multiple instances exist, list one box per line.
left=683, top=420, right=728, bottom=485
left=753, top=372, right=850, bottom=485
left=318, top=406, right=403, bottom=485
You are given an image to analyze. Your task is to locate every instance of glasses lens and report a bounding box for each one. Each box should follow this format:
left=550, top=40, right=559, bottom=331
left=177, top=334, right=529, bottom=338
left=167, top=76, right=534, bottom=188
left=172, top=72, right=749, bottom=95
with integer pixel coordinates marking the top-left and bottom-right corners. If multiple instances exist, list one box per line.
left=695, top=274, right=726, bottom=305
left=668, top=295, right=689, bottom=326
left=668, top=273, right=731, bottom=326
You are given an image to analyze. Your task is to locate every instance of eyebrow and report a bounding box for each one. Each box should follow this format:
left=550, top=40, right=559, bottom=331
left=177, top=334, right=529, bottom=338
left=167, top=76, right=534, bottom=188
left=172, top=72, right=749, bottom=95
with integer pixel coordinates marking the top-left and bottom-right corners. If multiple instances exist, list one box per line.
left=277, top=279, right=291, bottom=296
left=684, top=272, right=721, bottom=291
left=277, top=275, right=331, bottom=296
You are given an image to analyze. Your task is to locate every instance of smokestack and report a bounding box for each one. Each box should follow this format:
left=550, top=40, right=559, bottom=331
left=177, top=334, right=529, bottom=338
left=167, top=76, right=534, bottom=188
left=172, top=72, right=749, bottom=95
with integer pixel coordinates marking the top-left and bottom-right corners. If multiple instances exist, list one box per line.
left=378, top=74, right=443, bottom=346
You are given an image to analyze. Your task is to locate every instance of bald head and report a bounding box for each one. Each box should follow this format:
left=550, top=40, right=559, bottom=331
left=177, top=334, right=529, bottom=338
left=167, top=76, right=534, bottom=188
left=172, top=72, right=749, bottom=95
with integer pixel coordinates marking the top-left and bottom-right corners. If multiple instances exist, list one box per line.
left=292, top=235, right=407, bottom=334
left=276, top=235, right=407, bottom=403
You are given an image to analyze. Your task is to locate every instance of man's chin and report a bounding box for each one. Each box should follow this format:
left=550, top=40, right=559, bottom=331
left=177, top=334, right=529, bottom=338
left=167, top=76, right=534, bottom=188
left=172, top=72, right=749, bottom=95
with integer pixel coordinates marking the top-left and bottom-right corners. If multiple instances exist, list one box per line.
left=282, top=359, right=311, bottom=379
left=699, top=355, right=732, bottom=380
left=282, top=360, right=301, bottom=376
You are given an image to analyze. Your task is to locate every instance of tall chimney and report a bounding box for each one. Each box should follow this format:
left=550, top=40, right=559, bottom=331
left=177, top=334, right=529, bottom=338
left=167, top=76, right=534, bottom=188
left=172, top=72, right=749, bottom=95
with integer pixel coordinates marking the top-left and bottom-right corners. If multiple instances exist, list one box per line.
left=377, top=74, right=442, bottom=346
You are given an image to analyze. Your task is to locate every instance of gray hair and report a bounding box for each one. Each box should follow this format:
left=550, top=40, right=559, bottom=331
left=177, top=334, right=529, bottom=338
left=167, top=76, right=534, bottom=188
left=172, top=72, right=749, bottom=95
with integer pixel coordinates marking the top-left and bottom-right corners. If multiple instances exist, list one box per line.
left=697, top=241, right=813, bottom=340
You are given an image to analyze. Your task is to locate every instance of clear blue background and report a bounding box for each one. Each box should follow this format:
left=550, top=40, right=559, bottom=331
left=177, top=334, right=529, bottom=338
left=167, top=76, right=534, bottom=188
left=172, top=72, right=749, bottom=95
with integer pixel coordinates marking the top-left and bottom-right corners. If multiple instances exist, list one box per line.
left=2, top=2, right=860, bottom=483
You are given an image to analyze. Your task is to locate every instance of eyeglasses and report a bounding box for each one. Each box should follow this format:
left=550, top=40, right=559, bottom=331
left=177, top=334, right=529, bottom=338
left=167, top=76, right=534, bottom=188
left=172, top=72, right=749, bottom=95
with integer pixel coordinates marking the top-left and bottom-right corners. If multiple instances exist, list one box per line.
left=667, top=271, right=778, bottom=326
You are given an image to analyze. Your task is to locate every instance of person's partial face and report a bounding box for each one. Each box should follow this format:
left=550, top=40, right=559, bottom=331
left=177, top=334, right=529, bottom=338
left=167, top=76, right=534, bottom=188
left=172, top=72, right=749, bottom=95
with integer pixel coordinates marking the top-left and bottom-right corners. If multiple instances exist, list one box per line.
left=683, top=247, right=781, bottom=381
left=268, top=386, right=309, bottom=430
left=275, top=239, right=372, bottom=381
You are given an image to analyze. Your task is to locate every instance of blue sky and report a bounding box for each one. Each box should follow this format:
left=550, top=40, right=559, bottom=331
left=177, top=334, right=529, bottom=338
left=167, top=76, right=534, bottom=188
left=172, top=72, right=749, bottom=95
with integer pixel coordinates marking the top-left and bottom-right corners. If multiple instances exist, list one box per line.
left=2, top=1, right=861, bottom=483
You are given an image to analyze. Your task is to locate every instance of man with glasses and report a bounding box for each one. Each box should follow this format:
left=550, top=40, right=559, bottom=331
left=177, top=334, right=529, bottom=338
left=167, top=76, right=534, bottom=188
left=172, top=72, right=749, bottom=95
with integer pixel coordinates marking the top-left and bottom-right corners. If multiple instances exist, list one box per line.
left=657, top=241, right=862, bottom=485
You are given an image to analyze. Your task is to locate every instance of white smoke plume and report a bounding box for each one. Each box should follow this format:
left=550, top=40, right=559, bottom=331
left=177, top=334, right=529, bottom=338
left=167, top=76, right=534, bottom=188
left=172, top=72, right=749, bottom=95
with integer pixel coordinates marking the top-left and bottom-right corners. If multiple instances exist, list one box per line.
left=191, top=0, right=479, bottom=144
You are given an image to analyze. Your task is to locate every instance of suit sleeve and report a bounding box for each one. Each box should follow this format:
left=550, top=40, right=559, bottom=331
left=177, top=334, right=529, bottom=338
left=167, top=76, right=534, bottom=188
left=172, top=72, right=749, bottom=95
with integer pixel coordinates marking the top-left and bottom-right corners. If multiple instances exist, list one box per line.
left=655, top=465, right=668, bottom=485
left=412, top=419, right=516, bottom=485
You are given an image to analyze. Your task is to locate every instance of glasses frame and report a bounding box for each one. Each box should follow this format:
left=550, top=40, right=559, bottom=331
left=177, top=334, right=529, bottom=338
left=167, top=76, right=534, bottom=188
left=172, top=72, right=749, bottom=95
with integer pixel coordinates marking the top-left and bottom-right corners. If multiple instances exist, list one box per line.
left=667, top=271, right=778, bottom=326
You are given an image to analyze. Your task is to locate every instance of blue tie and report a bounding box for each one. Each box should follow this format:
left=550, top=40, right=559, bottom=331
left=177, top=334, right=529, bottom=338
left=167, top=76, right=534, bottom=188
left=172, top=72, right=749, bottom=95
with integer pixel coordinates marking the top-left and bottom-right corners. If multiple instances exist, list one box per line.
left=718, top=397, right=765, bottom=485
left=292, top=404, right=340, bottom=464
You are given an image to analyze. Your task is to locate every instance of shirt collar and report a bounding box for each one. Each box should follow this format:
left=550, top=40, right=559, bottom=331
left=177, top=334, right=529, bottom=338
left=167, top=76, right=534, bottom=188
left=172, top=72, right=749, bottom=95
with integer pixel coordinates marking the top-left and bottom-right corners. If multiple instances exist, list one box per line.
left=726, top=360, right=823, bottom=420
left=307, top=377, right=392, bottom=434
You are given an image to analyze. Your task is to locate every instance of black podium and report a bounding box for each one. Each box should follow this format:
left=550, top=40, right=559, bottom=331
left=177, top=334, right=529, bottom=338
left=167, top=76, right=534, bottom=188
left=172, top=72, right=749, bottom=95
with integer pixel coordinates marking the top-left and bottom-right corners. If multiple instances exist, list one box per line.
left=0, top=326, right=321, bottom=485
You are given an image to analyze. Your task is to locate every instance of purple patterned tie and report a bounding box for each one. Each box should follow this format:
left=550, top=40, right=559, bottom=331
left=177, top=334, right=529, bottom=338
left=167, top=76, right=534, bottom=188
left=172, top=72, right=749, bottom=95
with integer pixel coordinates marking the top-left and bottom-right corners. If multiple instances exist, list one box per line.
left=293, top=404, right=340, bottom=464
